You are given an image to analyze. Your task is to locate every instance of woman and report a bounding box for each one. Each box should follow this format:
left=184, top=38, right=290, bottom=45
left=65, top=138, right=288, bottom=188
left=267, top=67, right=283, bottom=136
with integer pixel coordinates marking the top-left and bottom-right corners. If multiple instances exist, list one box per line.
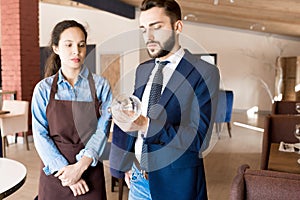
left=32, top=20, right=112, bottom=199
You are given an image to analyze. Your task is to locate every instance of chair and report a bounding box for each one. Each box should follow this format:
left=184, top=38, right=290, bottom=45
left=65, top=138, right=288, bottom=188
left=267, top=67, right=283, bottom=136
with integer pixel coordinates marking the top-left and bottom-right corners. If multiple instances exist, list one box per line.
left=111, top=176, right=125, bottom=200
left=230, top=164, right=300, bottom=200
left=0, top=100, right=29, bottom=157
left=272, top=100, right=300, bottom=114
left=215, top=90, right=234, bottom=139
left=261, top=114, right=300, bottom=170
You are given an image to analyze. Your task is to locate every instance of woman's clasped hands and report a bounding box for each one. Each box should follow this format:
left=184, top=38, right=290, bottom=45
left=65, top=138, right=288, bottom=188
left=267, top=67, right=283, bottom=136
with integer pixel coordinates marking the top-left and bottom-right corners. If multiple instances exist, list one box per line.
left=54, top=156, right=92, bottom=196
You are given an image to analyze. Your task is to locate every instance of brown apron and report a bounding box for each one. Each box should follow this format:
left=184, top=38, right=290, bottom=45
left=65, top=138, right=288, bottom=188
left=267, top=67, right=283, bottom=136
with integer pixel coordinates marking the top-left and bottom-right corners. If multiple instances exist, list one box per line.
left=38, top=72, right=107, bottom=200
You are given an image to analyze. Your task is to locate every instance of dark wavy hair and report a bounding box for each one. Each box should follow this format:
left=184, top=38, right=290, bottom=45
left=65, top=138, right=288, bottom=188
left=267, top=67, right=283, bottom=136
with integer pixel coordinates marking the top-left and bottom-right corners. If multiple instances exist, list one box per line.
left=44, top=20, right=87, bottom=77
left=140, top=0, right=182, bottom=24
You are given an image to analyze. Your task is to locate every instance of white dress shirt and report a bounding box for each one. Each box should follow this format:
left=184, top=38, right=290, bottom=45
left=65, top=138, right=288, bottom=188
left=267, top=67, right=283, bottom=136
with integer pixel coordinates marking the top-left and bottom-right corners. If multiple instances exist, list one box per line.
left=135, top=48, right=185, bottom=162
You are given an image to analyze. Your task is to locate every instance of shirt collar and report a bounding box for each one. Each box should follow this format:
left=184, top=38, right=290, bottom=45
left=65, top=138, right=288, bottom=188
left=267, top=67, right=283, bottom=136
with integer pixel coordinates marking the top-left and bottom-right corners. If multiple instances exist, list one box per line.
left=155, top=47, right=185, bottom=65
left=57, top=66, right=89, bottom=84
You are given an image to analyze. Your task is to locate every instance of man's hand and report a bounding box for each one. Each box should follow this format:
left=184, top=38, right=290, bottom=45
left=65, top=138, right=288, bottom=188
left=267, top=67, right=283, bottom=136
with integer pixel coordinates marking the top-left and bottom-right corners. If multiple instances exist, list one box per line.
left=124, top=170, right=132, bottom=189
left=69, top=179, right=89, bottom=196
left=113, top=114, right=149, bottom=133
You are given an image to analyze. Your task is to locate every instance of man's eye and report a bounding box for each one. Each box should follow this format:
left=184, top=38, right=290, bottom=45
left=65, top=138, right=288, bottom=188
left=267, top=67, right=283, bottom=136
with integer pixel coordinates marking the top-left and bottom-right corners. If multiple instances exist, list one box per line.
left=153, top=25, right=161, bottom=30
left=65, top=43, right=72, bottom=47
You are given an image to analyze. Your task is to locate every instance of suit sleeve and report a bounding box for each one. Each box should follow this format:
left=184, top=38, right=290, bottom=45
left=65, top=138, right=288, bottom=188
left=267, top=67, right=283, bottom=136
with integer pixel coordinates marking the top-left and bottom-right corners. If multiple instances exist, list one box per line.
left=109, top=124, right=135, bottom=178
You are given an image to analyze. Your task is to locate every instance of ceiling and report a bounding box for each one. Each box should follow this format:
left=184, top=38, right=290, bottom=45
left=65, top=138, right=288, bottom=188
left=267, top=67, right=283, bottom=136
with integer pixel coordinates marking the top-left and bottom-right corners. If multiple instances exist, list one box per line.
left=40, top=0, right=300, bottom=38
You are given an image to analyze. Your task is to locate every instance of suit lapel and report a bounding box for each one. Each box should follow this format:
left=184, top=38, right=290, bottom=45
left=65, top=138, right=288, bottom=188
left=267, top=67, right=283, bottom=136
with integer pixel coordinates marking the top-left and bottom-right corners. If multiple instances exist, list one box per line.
left=135, top=51, right=196, bottom=119
left=159, top=51, right=195, bottom=109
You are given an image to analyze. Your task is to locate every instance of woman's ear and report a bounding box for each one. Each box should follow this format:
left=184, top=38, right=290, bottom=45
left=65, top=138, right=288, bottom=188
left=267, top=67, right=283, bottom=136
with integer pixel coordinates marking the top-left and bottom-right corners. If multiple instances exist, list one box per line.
left=175, top=20, right=183, bottom=33
left=52, top=45, right=59, bottom=55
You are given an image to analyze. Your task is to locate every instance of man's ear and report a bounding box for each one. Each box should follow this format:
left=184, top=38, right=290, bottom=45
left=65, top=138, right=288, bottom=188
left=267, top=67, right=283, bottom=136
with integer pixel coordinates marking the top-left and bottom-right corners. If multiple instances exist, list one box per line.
left=52, top=45, right=59, bottom=55
left=175, top=20, right=183, bottom=33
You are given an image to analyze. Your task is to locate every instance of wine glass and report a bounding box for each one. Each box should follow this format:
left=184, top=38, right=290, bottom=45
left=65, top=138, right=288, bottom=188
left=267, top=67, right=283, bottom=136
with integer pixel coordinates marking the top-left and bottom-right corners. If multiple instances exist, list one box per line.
left=109, top=94, right=142, bottom=123
left=294, top=124, right=300, bottom=164
left=295, top=103, right=300, bottom=114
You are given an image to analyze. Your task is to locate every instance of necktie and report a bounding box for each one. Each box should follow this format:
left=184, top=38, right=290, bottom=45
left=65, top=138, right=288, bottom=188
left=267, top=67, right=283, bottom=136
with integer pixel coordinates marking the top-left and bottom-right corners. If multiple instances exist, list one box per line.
left=140, top=60, right=169, bottom=171
left=147, top=60, right=170, bottom=115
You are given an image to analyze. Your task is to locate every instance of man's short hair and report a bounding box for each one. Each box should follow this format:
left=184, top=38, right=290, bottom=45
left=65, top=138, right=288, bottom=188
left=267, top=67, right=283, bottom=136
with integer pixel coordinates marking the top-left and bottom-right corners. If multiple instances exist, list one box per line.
left=140, top=0, right=182, bottom=24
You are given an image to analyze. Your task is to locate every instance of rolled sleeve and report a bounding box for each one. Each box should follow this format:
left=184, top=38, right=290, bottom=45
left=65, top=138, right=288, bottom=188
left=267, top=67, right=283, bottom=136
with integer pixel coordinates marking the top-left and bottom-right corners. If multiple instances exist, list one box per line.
left=43, top=157, right=69, bottom=175
left=76, top=148, right=99, bottom=167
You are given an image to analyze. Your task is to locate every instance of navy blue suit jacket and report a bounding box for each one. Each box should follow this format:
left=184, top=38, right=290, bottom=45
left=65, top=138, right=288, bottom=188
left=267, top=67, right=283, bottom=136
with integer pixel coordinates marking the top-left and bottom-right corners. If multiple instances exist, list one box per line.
left=110, top=50, right=220, bottom=200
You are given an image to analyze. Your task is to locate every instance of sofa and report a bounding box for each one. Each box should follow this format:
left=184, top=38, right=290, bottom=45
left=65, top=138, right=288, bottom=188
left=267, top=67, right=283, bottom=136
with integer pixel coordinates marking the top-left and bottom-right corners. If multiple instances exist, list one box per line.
left=230, top=164, right=300, bottom=200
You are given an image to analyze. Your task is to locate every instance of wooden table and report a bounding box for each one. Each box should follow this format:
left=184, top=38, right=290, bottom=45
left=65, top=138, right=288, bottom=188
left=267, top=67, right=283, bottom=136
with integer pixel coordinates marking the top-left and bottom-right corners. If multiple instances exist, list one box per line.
left=0, top=90, right=17, bottom=100
left=0, top=158, right=26, bottom=199
left=0, top=111, right=9, bottom=115
left=0, top=90, right=17, bottom=109
left=268, top=143, right=300, bottom=174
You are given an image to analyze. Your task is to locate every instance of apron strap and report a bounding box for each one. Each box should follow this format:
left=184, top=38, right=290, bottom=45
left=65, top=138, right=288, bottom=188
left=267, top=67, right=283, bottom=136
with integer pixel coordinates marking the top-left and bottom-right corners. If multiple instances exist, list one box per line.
left=50, top=73, right=59, bottom=100
left=49, top=70, right=101, bottom=118
left=87, top=72, right=97, bottom=103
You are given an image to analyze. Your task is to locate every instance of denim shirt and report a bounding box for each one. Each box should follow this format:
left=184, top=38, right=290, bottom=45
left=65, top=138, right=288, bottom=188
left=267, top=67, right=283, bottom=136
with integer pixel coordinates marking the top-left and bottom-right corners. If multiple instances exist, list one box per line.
left=31, top=66, right=112, bottom=175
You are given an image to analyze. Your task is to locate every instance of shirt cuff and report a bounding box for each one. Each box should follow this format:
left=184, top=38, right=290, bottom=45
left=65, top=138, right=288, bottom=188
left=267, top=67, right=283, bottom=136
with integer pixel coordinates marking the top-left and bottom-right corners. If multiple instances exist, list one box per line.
left=43, top=157, right=68, bottom=175
left=76, top=148, right=99, bottom=167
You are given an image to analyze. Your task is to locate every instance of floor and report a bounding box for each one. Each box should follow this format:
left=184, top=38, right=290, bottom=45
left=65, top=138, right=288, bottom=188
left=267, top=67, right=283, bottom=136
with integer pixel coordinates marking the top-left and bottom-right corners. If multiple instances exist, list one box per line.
left=3, top=112, right=265, bottom=200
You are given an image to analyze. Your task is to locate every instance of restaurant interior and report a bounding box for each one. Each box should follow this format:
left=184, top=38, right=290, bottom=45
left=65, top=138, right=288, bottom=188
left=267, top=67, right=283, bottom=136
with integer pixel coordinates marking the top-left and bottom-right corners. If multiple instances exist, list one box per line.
left=1, top=0, right=300, bottom=199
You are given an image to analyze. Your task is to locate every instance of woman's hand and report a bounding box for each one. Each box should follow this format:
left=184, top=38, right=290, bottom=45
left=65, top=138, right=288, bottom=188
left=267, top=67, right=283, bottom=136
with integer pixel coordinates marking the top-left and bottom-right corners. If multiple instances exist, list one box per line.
left=55, top=156, right=93, bottom=186
left=54, top=164, right=82, bottom=186
left=69, top=178, right=89, bottom=196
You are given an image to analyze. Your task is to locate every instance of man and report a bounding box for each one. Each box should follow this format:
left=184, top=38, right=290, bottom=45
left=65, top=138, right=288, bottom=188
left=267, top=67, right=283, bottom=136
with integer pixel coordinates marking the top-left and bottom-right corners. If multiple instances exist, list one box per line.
left=110, top=0, right=220, bottom=199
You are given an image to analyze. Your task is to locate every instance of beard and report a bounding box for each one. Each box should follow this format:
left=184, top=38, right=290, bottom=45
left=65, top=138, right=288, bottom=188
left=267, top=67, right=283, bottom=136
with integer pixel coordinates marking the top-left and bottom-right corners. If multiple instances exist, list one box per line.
left=147, top=31, right=176, bottom=58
